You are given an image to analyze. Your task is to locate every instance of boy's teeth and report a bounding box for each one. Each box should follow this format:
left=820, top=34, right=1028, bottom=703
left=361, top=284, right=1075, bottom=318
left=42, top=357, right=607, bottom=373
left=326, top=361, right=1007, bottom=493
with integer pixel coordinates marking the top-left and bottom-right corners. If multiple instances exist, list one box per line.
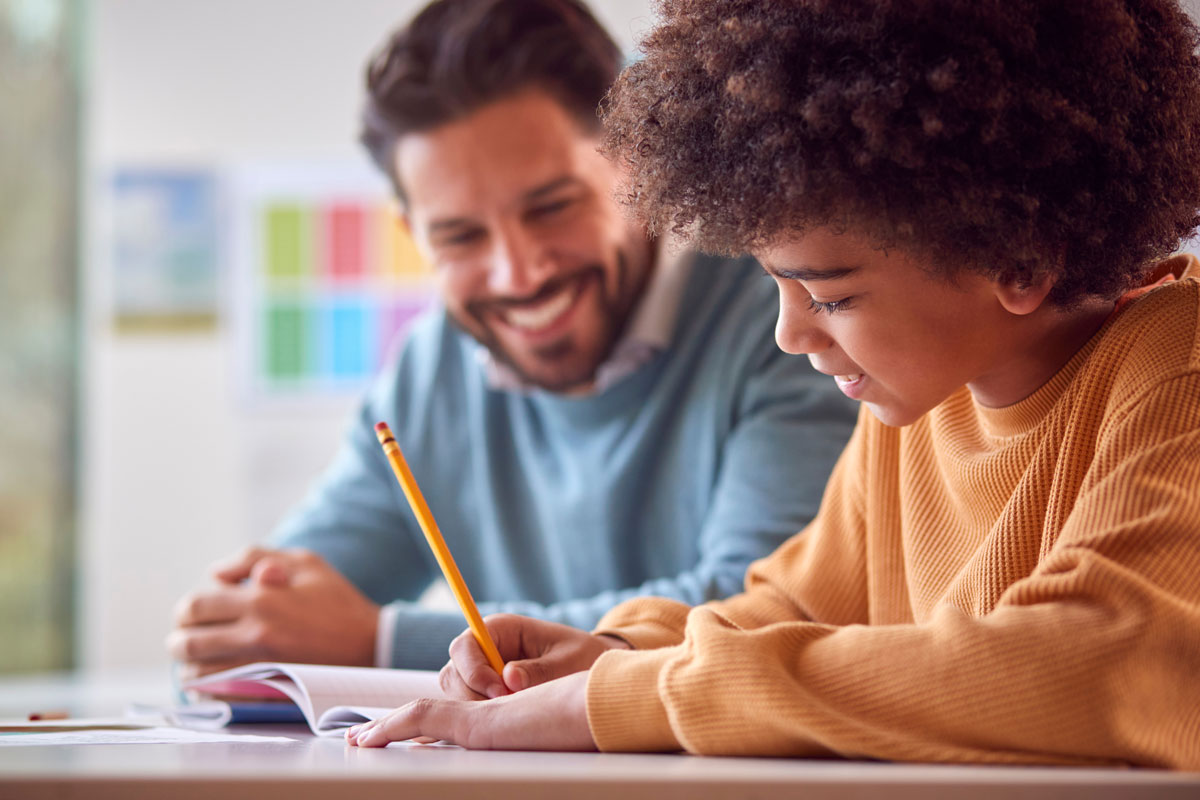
left=502, top=284, right=576, bottom=330
left=836, top=374, right=863, bottom=382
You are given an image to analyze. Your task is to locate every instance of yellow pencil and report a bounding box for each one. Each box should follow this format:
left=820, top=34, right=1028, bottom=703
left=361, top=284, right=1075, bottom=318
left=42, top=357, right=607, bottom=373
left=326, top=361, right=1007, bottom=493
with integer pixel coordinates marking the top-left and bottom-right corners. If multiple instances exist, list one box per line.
left=373, top=421, right=506, bottom=676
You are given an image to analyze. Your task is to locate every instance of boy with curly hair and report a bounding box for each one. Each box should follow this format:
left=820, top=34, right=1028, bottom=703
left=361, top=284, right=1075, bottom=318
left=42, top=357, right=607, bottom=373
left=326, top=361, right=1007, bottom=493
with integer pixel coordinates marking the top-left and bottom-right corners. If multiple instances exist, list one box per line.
left=347, top=0, right=1200, bottom=768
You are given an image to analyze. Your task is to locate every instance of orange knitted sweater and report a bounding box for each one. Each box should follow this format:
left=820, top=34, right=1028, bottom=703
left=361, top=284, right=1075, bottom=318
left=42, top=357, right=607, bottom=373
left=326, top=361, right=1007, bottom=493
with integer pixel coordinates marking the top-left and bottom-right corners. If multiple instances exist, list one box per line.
left=587, top=255, right=1200, bottom=768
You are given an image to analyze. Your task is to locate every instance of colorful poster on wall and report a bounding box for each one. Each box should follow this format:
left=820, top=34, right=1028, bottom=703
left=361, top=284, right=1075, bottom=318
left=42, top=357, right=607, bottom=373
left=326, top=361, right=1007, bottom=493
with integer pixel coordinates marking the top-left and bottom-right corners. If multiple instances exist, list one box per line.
left=230, top=162, right=435, bottom=404
left=110, top=169, right=220, bottom=332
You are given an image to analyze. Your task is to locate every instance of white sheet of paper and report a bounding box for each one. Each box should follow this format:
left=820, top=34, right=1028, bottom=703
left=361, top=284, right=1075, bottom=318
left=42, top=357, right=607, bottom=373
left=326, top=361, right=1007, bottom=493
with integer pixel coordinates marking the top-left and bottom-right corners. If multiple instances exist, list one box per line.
left=0, top=726, right=294, bottom=746
left=0, top=716, right=164, bottom=732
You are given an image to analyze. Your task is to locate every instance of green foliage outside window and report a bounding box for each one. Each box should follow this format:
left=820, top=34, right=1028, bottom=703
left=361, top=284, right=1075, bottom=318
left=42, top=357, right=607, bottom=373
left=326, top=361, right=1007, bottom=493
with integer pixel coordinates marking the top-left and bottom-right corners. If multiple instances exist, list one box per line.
left=0, top=0, right=80, bottom=673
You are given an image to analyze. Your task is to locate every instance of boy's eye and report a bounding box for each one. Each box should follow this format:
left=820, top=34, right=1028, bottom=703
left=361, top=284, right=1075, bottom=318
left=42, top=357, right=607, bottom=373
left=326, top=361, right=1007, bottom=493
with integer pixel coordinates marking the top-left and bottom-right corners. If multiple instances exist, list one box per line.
left=807, top=296, right=854, bottom=314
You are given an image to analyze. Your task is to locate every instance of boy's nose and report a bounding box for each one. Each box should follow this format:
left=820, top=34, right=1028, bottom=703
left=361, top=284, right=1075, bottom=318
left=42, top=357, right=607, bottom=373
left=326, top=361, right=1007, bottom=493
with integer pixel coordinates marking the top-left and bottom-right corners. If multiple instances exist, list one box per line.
left=775, top=295, right=833, bottom=355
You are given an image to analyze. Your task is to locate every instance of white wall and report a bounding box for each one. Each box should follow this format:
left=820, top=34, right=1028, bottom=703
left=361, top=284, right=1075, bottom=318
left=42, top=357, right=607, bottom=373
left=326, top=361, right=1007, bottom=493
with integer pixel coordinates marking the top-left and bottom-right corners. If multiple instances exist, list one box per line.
left=81, top=0, right=655, bottom=672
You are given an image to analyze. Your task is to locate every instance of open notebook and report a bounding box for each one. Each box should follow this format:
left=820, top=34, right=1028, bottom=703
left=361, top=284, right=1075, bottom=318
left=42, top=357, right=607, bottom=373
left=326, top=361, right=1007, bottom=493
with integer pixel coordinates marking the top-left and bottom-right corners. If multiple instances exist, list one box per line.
left=181, top=662, right=443, bottom=736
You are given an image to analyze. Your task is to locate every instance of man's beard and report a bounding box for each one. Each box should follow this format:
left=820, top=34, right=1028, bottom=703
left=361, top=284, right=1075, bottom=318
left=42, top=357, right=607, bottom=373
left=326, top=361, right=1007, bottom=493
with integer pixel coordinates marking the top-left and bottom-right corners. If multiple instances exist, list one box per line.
left=453, top=251, right=643, bottom=393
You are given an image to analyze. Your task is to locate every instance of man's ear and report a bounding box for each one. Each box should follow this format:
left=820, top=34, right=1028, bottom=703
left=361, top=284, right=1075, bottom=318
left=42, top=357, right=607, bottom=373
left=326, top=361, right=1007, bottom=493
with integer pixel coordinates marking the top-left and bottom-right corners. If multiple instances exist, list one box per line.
left=398, top=211, right=437, bottom=268
left=993, top=272, right=1056, bottom=316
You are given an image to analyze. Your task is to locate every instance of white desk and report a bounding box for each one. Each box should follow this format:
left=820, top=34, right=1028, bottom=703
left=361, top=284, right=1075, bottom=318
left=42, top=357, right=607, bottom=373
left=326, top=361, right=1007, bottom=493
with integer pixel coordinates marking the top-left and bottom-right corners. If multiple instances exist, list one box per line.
left=2, top=670, right=1198, bottom=799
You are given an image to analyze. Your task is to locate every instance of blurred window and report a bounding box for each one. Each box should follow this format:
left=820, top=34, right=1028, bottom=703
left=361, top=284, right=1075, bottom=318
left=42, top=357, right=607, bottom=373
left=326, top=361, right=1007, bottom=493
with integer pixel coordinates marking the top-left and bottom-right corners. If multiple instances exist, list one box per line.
left=0, top=0, right=80, bottom=673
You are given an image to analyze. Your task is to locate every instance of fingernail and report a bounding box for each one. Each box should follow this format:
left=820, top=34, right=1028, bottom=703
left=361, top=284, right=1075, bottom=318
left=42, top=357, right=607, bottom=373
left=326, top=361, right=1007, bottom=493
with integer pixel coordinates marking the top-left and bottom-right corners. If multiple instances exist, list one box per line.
left=486, top=684, right=502, bottom=699
left=358, top=728, right=380, bottom=747
left=346, top=725, right=360, bottom=738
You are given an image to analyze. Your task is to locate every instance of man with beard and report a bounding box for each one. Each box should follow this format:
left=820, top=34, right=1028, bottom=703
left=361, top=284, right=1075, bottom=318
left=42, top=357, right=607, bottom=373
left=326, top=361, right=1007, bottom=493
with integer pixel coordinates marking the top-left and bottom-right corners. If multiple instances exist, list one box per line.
left=167, top=0, right=854, bottom=675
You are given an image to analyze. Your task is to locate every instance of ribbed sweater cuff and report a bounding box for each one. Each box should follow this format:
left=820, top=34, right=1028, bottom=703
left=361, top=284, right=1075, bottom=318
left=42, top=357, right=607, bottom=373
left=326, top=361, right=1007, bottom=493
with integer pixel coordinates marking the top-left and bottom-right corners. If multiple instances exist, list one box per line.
left=593, top=597, right=692, bottom=650
left=586, top=647, right=682, bottom=752
left=388, top=606, right=474, bottom=670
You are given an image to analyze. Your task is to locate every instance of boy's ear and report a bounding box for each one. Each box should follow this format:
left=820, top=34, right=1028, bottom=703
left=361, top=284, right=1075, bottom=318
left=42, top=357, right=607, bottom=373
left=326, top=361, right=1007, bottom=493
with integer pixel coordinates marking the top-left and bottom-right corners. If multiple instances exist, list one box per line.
left=993, top=272, right=1056, bottom=316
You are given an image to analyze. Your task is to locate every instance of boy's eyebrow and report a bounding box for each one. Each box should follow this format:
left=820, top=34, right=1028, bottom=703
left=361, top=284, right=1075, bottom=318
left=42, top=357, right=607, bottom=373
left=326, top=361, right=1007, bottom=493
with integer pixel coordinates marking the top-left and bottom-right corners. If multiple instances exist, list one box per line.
left=766, top=264, right=861, bottom=281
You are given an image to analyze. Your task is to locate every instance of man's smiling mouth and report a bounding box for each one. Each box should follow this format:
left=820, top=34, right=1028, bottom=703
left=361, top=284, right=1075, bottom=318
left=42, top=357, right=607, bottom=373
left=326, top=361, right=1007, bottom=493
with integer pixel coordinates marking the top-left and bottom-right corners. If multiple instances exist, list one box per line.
left=492, top=274, right=590, bottom=334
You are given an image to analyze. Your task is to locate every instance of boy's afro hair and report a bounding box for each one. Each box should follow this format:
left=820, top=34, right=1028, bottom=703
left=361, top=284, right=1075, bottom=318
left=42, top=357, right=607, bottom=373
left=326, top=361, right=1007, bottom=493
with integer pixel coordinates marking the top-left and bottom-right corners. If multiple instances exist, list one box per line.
left=602, top=0, right=1200, bottom=305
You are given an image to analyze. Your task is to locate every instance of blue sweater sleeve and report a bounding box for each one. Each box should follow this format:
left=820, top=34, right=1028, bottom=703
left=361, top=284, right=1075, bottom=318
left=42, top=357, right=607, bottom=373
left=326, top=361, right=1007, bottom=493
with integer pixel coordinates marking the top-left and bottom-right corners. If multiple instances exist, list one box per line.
left=268, top=362, right=436, bottom=610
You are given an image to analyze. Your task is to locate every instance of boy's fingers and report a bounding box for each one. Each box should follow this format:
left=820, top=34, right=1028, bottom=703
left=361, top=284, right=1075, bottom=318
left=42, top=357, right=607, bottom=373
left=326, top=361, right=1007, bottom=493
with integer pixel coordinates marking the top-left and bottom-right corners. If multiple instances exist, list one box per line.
left=502, top=637, right=602, bottom=692
left=355, top=698, right=472, bottom=748
left=501, top=661, right=531, bottom=692
left=446, top=631, right=505, bottom=698
left=349, top=673, right=594, bottom=751
left=460, top=659, right=505, bottom=699
left=437, top=661, right=487, bottom=701
left=478, top=613, right=532, bottom=659
left=501, top=656, right=564, bottom=692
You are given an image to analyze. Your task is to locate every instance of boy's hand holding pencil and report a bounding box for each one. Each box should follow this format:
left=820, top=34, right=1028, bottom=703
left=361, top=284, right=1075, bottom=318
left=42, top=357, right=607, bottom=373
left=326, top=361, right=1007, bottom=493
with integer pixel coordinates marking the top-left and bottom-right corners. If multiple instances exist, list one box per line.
left=440, top=615, right=630, bottom=701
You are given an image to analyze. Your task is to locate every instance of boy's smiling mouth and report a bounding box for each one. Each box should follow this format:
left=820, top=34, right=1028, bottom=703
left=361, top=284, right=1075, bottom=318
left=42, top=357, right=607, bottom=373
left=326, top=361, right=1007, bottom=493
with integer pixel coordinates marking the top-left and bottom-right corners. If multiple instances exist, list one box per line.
left=811, top=358, right=868, bottom=399
left=833, top=373, right=866, bottom=399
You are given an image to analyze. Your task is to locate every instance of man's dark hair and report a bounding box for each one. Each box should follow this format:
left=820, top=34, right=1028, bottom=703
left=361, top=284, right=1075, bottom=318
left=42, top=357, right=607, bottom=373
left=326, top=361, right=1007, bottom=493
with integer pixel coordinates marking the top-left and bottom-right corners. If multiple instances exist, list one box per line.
left=361, top=0, right=622, bottom=200
left=602, top=0, right=1200, bottom=306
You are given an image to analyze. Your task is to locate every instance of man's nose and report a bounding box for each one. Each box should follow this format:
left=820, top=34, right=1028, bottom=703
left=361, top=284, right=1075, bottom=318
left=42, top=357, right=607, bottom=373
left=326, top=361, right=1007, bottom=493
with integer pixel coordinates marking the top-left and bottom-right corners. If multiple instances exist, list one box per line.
left=487, top=225, right=550, bottom=295
left=775, top=291, right=833, bottom=355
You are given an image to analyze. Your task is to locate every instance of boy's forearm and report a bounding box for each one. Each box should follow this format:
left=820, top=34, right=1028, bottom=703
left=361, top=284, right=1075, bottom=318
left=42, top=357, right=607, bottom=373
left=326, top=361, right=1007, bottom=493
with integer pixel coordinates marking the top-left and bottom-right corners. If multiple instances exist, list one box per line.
left=586, top=588, right=1200, bottom=768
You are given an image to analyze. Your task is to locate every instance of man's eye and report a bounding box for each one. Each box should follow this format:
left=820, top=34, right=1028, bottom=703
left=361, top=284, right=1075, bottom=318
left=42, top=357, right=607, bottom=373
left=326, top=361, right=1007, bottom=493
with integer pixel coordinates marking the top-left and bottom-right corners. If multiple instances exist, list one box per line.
left=527, top=198, right=572, bottom=220
left=807, top=296, right=854, bottom=314
left=439, top=229, right=484, bottom=248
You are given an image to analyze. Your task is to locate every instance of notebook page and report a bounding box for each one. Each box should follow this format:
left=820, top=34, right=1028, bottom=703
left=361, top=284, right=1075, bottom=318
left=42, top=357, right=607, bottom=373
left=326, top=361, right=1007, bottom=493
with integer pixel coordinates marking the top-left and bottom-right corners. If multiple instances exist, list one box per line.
left=268, top=664, right=442, bottom=724
left=186, top=663, right=443, bottom=735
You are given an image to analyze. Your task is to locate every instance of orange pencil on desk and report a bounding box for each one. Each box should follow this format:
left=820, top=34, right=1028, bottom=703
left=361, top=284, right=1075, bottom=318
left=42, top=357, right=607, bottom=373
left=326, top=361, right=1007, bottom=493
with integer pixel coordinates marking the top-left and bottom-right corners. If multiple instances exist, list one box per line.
left=374, top=421, right=506, bottom=676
